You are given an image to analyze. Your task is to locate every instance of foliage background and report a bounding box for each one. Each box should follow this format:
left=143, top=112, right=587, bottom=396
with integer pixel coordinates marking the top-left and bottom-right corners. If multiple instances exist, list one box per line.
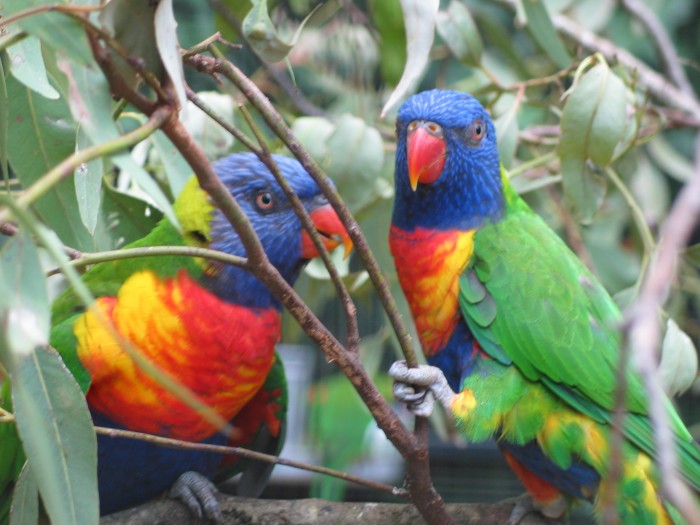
left=0, top=0, right=699, bottom=522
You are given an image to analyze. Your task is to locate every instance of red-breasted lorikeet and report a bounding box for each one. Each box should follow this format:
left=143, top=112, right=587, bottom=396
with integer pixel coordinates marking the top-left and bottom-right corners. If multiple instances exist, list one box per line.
left=1, top=152, right=351, bottom=521
left=388, top=89, right=700, bottom=523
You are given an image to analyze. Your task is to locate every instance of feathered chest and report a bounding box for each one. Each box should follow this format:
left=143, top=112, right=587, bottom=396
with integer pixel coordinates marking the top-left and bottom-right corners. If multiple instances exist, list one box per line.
left=389, top=226, right=475, bottom=357
left=74, top=270, right=280, bottom=441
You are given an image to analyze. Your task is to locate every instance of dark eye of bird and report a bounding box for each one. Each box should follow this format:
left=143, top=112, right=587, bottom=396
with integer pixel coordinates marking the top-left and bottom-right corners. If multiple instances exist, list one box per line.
left=256, top=191, right=274, bottom=210
left=471, top=120, right=485, bottom=141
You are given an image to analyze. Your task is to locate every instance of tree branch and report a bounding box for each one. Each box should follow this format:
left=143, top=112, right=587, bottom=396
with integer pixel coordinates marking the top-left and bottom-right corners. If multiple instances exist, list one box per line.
left=100, top=494, right=549, bottom=525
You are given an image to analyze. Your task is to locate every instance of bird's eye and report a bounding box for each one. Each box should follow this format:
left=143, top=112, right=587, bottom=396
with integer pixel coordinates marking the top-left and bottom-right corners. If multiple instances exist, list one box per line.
left=255, top=191, right=274, bottom=210
left=407, top=121, right=418, bottom=132
left=470, top=120, right=485, bottom=142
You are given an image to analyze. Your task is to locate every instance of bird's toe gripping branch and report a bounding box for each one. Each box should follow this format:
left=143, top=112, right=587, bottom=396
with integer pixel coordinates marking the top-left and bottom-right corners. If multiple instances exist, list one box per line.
left=389, top=361, right=456, bottom=418
left=169, top=471, right=222, bottom=523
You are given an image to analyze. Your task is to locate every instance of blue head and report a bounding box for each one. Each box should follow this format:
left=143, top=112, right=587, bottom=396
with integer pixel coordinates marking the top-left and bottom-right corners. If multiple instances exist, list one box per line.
left=392, top=90, right=503, bottom=231
left=195, top=152, right=350, bottom=309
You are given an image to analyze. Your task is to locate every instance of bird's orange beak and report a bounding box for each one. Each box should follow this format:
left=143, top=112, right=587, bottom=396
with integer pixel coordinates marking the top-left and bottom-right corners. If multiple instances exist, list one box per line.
left=407, top=123, right=447, bottom=191
left=301, top=204, right=353, bottom=259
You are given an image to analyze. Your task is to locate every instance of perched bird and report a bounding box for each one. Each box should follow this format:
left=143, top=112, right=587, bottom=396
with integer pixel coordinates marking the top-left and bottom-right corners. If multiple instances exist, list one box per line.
left=388, top=89, right=700, bottom=523
left=0, top=152, right=351, bottom=521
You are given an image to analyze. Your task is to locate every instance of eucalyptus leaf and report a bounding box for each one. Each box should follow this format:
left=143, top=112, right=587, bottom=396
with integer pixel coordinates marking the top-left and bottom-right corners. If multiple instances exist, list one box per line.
left=494, top=103, right=519, bottom=169
left=7, top=35, right=59, bottom=99
left=647, top=134, right=695, bottom=183
left=74, top=128, right=104, bottom=235
left=381, top=0, right=439, bottom=117
left=9, top=464, right=38, bottom=525
left=183, top=92, right=236, bottom=160
left=368, top=0, right=407, bottom=86
left=436, top=1, right=483, bottom=67
left=242, top=0, right=316, bottom=62
left=10, top=348, right=98, bottom=525
left=154, top=0, right=187, bottom=109
left=519, top=0, right=571, bottom=69
left=559, top=61, right=626, bottom=223
left=3, top=1, right=94, bottom=65
left=151, top=131, right=192, bottom=199
left=659, top=318, right=698, bottom=397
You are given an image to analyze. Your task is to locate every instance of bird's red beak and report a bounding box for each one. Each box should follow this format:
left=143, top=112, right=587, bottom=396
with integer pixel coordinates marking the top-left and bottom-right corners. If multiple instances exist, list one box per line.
left=407, top=122, right=447, bottom=191
left=301, top=204, right=353, bottom=259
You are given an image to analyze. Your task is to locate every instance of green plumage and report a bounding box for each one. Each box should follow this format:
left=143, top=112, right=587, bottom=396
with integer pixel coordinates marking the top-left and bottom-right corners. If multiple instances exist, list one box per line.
left=459, top=170, right=700, bottom=494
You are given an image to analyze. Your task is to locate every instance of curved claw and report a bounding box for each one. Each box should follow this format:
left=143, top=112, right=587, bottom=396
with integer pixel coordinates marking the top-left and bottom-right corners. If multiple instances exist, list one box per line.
left=169, top=471, right=222, bottom=523
left=389, top=360, right=456, bottom=416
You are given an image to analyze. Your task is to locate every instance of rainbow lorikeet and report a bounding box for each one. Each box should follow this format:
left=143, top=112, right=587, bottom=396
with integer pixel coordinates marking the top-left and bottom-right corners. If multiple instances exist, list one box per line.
left=0, top=152, right=351, bottom=521
left=388, top=90, right=700, bottom=523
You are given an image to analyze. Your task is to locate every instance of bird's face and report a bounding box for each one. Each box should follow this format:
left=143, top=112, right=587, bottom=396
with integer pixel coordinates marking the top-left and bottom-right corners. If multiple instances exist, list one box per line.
left=205, top=153, right=351, bottom=307
left=392, top=90, right=503, bottom=231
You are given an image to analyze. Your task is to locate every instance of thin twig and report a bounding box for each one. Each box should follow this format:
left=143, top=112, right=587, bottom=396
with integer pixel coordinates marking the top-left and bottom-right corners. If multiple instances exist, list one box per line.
left=624, top=131, right=700, bottom=525
left=94, top=425, right=409, bottom=498
left=0, top=107, right=172, bottom=227
left=620, top=0, right=695, bottom=98
left=47, top=245, right=247, bottom=277
left=206, top=0, right=327, bottom=118
left=237, top=103, right=360, bottom=353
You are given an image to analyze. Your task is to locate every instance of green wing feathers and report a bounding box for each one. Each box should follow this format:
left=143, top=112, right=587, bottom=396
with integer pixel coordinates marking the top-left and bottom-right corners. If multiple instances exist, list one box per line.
left=458, top=183, right=700, bottom=492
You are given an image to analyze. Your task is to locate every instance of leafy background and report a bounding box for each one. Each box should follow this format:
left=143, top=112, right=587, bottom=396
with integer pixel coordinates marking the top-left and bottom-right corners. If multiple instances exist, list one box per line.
left=0, top=0, right=699, bottom=521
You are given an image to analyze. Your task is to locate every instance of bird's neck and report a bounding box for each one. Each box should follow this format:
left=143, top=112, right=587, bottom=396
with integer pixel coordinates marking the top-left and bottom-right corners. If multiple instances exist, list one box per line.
left=389, top=226, right=476, bottom=357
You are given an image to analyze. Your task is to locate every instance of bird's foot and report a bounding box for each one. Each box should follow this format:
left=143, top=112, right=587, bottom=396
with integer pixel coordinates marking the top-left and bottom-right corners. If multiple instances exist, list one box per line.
left=389, top=361, right=455, bottom=417
left=508, top=493, right=567, bottom=525
left=169, top=471, right=222, bottom=523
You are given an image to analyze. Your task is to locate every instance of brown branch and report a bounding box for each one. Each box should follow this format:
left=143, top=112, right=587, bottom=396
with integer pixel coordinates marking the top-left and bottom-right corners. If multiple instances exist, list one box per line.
left=551, top=13, right=700, bottom=121
left=101, top=495, right=550, bottom=525
left=94, top=426, right=407, bottom=498
left=620, top=0, right=695, bottom=99
left=0, top=221, right=83, bottom=260
left=183, top=50, right=452, bottom=525
left=624, top=132, right=700, bottom=524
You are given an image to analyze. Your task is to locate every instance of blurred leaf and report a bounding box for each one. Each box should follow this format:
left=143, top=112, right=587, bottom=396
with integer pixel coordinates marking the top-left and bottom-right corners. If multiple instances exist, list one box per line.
left=519, top=0, right=571, bottom=69
left=323, top=115, right=385, bottom=211
left=436, top=1, right=483, bottom=67
left=685, top=244, right=700, bottom=266
left=494, top=100, right=519, bottom=169
left=570, top=0, right=615, bottom=32
left=99, top=0, right=161, bottom=89
left=102, top=185, right=163, bottom=247
left=559, top=61, right=626, bottom=223
left=57, top=57, right=178, bottom=227
left=629, top=153, right=669, bottom=229
left=659, top=318, right=698, bottom=396
left=647, top=134, right=695, bottom=183
left=151, top=131, right=192, bottom=198
left=3, top=0, right=95, bottom=65
left=0, top=54, right=8, bottom=185
left=74, top=129, right=103, bottom=235
left=7, top=35, right=59, bottom=99
left=155, top=0, right=187, bottom=109
left=0, top=232, right=98, bottom=525
left=9, top=464, right=38, bottom=525
left=381, top=0, right=439, bottom=117
left=183, top=92, right=236, bottom=160
left=290, top=116, right=335, bottom=160
left=368, top=0, right=407, bottom=86
left=242, top=0, right=316, bottom=63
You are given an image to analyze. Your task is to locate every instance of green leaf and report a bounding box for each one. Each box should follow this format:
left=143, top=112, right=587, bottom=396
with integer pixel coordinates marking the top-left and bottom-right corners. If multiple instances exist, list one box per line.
left=321, top=114, right=384, bottom=211
left=559, top=61, right=626, bottom=223
left=647, top=134, right=695, bottom=183
left=3, top=1, right=95, bottom=65
left=0, top=232, right=98, bottom=525
left=9, top=464, right=38, bottom=525
left=98, top=0, right=162, bottom=90
left=154, top=0, right=187, bottom=109
left=494, top=100, right=519, bottom=169
left=659, top=318, right=698, bottom=397
left=0, top=53, right=9, bottom=187
left=102, top=186, right=163, bottom=246
left=182, top=91, right=236, bottom=160
left=519, top=0, right=571, bottom=69
left=7, top=35, right=59, bottom=99
left=57, top=56, right=178, bottom=228
left=10, top=348, right=98, bottom=525
left=74, top=128, right=103, bottom=235
left=5, top=75, right=98, bottom=250
left=435, top=1, right=483, bottom=67
left=242, top=0, right=316, bottom=63
left=381, top=0, right=439, bottom=117
left=151, top=131, right=192, bottom=199
left=368, top=0, right=407, bottom=86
